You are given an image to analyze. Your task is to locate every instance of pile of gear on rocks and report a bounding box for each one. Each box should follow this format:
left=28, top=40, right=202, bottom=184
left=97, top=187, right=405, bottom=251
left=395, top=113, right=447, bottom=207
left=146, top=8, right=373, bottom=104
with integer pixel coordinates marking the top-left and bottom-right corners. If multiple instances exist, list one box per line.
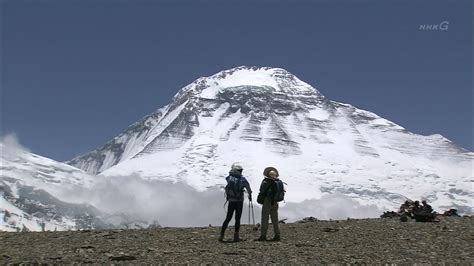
left=381, top=199, right=460, bottom=222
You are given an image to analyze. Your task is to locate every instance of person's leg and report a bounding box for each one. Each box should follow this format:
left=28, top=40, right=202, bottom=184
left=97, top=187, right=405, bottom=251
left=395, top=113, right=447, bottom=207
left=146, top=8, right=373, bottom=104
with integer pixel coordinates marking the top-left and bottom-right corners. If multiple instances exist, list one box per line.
left=234, top=201, right=243, bottom=232
left=220, top=202, right=236, bottom=240
left=234, top=201, right=244, bottom=241
left=258, top=198, right=271, bottom=240
left=270, top=203, right=280, bottom=240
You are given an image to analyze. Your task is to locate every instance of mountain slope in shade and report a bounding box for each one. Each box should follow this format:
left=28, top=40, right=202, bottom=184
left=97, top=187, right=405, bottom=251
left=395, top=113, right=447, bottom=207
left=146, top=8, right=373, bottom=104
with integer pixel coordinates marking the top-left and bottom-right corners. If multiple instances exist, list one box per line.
left=68, top=66, right=473, bottom=214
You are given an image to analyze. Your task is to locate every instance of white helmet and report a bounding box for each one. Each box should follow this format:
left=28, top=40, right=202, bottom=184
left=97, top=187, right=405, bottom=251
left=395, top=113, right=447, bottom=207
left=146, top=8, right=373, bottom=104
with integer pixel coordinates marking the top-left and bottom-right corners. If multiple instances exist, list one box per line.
left=231, top=163, right=243, bottom=171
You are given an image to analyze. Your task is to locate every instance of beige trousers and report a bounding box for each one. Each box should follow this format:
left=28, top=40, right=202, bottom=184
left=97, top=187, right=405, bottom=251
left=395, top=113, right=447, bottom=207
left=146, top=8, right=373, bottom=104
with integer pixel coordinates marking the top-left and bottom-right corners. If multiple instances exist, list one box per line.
left=260, top=198, right=280, bottom=237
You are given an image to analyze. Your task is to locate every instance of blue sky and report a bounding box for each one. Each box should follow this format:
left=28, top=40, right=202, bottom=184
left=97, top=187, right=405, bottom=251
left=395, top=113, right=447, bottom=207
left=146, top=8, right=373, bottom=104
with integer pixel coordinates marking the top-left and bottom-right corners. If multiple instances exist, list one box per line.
left=1, top=0, right=472, bottom=161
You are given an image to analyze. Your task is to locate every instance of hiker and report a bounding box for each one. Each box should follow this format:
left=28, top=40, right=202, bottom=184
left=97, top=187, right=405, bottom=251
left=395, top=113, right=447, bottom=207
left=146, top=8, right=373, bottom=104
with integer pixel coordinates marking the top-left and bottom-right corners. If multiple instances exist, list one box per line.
left=399, top=200, right=413, bottom=215
left=219, top=164, right=252, bottom=242
left=411, top=200, right=421, bottom=217
left=413, top=200, right=437, bottom=222
left=443, top=209, right=459, bottom=217
left=421, top=200, right=433, bottom=214
left=255, top=167, right=284, bottom=242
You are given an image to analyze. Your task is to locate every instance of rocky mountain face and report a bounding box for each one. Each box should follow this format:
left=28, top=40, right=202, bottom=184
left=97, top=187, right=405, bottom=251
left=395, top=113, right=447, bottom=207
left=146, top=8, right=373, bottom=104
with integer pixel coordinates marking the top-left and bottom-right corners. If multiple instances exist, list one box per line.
left=66, top=66, right=473, bottom=214
left=67, top=66, right=330, bottom=174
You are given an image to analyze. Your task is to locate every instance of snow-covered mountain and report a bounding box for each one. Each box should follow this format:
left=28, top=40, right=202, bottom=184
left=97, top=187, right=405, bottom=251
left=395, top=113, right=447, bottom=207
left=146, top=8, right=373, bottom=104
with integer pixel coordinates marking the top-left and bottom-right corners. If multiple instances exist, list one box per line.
left=67, top=66, right=472, bottom=213
left=0, top=138, right=163, bottom=232
left=0, top=138, right=108, bottom=232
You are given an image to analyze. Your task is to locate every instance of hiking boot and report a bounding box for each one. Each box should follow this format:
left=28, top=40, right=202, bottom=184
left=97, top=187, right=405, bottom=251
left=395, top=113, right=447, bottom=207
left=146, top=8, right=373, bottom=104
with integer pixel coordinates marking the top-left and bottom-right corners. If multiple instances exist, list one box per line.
left=270, top=235, right=281, bottom=242
left=254, top=236, right=266, bottom=241
left=218, top=232, right=224, bottom=242
left=233, top=232, right=240, bottom=242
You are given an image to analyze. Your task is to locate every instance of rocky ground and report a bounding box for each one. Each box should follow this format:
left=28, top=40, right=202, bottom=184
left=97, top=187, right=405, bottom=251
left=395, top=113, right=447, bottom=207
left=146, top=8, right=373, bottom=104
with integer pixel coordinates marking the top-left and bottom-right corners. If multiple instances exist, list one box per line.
left=1, top=217, right=473, bottom=264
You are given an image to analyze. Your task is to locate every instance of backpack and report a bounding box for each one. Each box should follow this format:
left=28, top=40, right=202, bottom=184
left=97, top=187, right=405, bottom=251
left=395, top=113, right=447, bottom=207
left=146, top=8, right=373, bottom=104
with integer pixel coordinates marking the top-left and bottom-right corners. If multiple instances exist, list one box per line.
left=258, top=179, right=285, bottom=204
left=225, top=175, right=243, bottom=200
left=272, top=179, right=285, bottom=202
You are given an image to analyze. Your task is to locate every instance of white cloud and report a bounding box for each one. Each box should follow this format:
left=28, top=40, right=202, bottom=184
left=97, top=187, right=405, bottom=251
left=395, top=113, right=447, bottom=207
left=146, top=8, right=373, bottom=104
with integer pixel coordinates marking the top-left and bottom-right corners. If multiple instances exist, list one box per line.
left=75, top=175, right=235, bottom=227
left=280, top=193, right=382, bottom=221
left=68, top=175, right=382, bottom=227
left=0, top=133, right=30, bottom=160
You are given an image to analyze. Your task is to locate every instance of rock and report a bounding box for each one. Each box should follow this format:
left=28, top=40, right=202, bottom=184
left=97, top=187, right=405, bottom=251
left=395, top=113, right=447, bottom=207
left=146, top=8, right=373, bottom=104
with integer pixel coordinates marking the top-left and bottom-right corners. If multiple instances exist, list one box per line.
left=298, top=217, right=318, bottom=223
left=222, top=252, right=242, bottom=256
left=295, top=243, right=315, bottom=247
left=322, top=227, right=339, bottom=232
left=109, top=254, right=137, bottom=261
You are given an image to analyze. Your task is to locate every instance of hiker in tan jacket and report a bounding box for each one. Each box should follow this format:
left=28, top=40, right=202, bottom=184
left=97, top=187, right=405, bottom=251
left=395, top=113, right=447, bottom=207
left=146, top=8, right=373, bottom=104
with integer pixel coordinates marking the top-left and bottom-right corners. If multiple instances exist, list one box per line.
left=255, top=167, right=283, bottom=241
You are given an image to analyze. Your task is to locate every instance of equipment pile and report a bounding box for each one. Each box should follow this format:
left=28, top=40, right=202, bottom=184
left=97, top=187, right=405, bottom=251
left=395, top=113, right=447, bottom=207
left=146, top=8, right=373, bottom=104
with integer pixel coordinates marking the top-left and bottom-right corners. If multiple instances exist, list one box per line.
left=380, top=200, right=460, bottom=222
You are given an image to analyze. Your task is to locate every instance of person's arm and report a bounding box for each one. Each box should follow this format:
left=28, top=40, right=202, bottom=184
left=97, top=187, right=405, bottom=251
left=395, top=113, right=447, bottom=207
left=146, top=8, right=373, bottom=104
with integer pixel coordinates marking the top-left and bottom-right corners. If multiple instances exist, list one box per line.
left=244, top=179, right=252, bottom=195
left=259, top=179, right=271, bottom=194
left=259, top=180, right=266, bottom=193
left=242, top=177, right=252, bottom=201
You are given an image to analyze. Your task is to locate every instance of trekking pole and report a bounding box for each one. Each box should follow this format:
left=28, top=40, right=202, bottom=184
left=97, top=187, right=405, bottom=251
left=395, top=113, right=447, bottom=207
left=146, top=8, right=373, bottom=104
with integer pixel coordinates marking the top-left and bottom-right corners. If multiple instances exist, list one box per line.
left=248, top=200, right=251, bottom=225
left=250, top=201, right=256, bottom=228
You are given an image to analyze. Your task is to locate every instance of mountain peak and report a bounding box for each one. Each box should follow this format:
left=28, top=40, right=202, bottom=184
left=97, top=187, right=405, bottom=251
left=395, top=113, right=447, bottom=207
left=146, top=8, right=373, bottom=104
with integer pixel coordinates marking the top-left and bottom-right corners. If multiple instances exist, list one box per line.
left=213, top=65, right=291, bottom=76
left=178, top=66, right=319, bottom=101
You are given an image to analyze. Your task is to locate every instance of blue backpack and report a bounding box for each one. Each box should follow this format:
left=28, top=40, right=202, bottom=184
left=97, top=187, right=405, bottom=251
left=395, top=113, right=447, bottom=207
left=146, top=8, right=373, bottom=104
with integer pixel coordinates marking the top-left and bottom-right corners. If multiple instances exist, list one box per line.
left=225, top=175, right=244, bottom=200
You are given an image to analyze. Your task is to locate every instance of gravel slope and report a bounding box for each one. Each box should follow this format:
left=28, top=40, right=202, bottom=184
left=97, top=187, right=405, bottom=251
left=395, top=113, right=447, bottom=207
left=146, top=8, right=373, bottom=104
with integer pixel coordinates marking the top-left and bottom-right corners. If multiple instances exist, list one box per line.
left=1, top=217, right=472, bottom=264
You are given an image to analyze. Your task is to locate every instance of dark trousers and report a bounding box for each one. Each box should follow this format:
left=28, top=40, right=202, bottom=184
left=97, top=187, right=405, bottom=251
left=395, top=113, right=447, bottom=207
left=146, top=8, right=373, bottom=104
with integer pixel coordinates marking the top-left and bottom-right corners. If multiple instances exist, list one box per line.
left=221, top=201, right=244, bottom=233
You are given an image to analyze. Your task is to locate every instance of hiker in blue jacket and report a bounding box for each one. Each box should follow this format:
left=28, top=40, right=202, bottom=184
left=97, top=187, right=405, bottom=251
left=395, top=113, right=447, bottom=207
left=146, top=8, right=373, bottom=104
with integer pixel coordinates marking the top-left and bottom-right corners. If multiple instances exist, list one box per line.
left=219, top=164, right=252, bottom=242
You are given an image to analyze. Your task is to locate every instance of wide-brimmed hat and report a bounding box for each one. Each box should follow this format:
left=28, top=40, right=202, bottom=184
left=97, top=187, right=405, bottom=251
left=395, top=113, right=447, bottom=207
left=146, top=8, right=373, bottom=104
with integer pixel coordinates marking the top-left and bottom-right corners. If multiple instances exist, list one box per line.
left=263, top=166, right=279, bottom=178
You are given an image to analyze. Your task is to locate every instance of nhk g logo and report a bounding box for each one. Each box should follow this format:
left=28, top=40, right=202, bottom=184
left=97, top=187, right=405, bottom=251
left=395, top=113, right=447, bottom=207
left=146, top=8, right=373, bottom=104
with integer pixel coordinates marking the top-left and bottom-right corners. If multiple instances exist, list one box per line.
left=419, top=21, right=449, bottom=31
